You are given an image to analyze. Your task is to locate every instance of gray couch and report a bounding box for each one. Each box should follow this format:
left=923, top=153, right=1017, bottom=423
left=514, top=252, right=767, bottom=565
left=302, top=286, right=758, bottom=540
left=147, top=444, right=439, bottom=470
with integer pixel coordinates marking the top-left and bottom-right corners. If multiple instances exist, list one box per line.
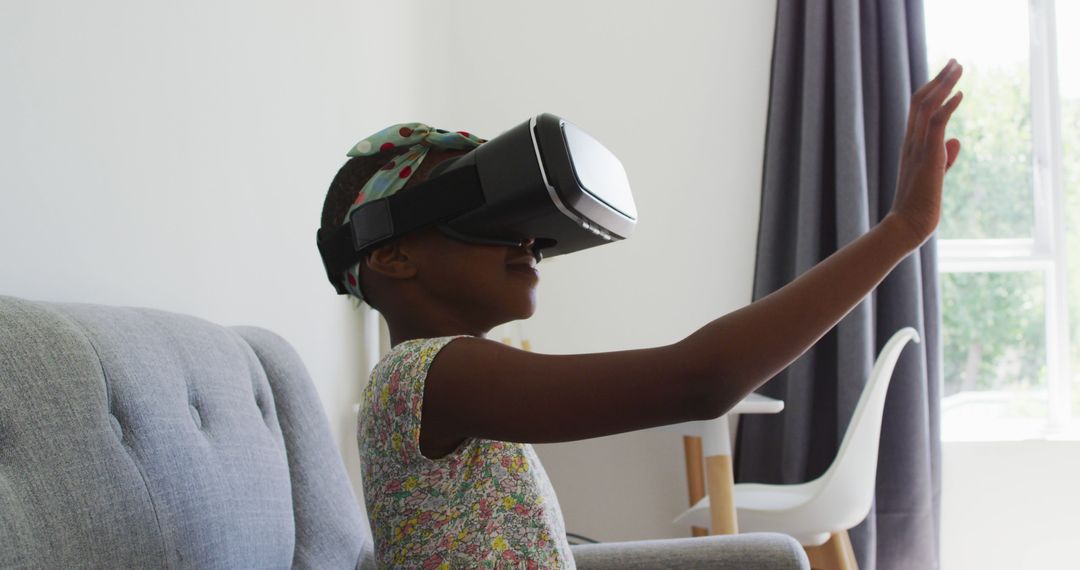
left=0, top=294, right=808, bottom=569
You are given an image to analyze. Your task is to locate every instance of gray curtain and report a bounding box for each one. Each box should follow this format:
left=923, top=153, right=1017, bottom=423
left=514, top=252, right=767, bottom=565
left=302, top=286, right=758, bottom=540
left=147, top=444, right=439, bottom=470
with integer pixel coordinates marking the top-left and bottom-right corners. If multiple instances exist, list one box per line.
left=733, top=1, right=940, bottom=569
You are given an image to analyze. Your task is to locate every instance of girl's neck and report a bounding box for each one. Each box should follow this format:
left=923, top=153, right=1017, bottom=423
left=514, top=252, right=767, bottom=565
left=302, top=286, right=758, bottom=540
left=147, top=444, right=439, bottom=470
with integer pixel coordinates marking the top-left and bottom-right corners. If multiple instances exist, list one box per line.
left=388, top=320, right=488, bottom=348
left=379, top=295, right=503, bottom=347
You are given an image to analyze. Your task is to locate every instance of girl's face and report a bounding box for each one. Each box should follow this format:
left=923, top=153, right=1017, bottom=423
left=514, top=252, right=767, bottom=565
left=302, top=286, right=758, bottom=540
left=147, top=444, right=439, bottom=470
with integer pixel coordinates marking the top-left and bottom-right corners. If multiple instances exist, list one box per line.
left=406, top=226, right=539, bottom=328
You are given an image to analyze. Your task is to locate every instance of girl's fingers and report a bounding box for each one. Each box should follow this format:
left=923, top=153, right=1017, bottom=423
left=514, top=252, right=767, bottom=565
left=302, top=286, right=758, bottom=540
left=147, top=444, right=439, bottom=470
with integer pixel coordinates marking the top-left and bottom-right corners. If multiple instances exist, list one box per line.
left=929, top=64, right=963, bottom=108
left=945, top=138, right=962, bottom=171
left=919, top=58, right=958, bottom=96
left=902, top=59, right=963, bottom=161
left=904, top=60, right=959, bottom=158
left=913, top=64, right=963, bottom=147
left=925, top=90, right=964, bottom=145
left=937, top=90, right=963, bottom=126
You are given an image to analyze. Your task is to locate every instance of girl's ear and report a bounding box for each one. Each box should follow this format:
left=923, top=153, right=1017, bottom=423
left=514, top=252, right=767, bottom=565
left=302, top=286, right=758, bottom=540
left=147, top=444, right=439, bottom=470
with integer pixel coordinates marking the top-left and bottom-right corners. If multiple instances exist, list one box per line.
left=365, top=240, right=419, bottom=280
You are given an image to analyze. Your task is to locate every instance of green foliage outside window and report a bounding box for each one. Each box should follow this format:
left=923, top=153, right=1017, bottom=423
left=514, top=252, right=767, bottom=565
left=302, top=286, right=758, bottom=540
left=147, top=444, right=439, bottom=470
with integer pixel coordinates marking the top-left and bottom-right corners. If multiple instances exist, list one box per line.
left=941, top=271, right=1046, bottom=397
left=932, top=57, right=1080, bottom=407
left=937, top=61, right=1033, bottom=240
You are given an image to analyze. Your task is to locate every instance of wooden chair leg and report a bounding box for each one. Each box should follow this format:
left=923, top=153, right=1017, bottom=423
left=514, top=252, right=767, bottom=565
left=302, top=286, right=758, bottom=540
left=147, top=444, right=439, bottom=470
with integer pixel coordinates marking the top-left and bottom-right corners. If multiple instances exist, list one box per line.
left=703, top=454, right=738, bottom=535
left=681, top=436, right=709, bottom=537
left=804, top=530, right=858, bottom=570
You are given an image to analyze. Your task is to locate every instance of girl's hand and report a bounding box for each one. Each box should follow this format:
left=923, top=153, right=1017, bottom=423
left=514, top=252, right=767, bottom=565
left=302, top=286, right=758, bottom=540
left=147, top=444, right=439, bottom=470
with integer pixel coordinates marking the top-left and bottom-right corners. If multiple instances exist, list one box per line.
left=887, top=58, right=965, bottom=249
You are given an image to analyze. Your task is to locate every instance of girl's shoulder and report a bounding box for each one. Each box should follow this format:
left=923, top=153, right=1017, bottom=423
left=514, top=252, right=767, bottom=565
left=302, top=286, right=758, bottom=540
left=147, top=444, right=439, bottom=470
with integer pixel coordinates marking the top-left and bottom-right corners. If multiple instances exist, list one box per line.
left=360, top=334, right=479, bottom=466
left=371, top=334, right=474, bottom=382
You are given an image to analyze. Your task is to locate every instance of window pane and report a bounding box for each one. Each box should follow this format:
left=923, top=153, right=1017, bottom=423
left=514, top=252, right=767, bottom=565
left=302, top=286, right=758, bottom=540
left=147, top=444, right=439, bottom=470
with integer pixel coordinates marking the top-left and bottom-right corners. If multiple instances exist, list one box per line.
left=1058, top=0, right=1080, bottom=418
left=941, top=271, right=1047, bottom=438
left=925, top=0, right=1035, bottom=239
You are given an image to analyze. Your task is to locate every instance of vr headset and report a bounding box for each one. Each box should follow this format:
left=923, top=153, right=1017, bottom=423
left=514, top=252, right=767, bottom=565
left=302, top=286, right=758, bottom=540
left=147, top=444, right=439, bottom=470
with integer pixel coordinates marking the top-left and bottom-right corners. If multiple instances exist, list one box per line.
left=316, top=113, right=638, bottom=295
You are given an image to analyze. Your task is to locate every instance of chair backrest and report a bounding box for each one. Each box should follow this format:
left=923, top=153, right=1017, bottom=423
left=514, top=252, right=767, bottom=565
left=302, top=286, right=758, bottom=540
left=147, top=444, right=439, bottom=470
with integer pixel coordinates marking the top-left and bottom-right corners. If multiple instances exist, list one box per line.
left=0, top=295, right=375, bottom=569
left=809, top=326, right=920, bottom=529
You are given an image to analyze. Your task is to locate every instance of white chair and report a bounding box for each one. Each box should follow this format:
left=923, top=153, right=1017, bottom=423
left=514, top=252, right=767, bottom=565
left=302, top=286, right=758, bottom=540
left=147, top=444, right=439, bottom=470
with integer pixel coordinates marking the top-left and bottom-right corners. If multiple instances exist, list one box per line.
left=674, top=327, right=921, bottom=570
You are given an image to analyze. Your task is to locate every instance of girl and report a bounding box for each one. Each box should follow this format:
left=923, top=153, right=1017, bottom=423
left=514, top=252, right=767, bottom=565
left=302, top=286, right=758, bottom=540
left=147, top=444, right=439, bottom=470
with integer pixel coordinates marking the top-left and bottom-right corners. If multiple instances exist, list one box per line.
left=321, top=59, right=965, bottom=569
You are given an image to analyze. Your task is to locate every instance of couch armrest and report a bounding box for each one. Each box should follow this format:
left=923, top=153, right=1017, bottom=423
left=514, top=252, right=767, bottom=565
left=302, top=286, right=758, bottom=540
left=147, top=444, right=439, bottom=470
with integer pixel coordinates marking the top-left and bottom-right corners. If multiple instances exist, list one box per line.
left=569, top=533, right=809, bottom=570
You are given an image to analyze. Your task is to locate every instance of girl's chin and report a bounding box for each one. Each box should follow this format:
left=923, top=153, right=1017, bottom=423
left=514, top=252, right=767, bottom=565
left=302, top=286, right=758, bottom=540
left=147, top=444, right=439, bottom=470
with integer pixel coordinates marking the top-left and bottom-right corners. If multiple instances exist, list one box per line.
left=512, top=298, right=537, bottom=320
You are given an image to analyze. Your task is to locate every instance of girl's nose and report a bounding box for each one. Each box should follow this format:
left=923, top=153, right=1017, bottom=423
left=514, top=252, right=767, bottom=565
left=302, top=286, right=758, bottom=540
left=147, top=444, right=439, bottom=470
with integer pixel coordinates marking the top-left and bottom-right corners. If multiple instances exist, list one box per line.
left=522, top=238, right=543, bottom=263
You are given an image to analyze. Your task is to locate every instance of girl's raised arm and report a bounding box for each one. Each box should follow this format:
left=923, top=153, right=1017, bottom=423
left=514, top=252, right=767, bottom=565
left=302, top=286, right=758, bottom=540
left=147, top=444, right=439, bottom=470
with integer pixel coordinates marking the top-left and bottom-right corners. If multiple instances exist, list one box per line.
left=419, top=59, right=964, bottom=460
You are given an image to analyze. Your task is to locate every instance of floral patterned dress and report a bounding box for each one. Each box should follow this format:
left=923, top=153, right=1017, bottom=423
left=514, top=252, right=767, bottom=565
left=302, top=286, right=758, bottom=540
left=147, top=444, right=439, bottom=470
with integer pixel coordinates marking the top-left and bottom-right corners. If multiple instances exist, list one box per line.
left=358, top=335, right=575, bottom=569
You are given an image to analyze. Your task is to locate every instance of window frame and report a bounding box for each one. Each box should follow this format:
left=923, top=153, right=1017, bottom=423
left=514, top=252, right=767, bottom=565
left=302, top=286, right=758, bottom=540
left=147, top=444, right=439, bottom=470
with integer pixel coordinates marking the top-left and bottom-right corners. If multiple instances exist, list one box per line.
left=935, top=0, right=1072, bottom=435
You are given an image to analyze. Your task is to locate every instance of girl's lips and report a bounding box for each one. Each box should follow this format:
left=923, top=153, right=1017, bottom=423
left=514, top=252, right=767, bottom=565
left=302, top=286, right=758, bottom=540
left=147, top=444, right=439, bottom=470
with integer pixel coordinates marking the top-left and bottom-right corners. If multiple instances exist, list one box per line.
left=506, top=264, right=540, bottom=279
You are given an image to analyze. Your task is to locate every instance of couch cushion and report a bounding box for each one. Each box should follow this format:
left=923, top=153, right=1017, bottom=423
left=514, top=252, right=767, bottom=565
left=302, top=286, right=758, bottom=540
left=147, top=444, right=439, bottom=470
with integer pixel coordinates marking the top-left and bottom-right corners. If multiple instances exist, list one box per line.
left=0, top=295, right=371, bottom=569
left=233, top=325, right=374, bottom=570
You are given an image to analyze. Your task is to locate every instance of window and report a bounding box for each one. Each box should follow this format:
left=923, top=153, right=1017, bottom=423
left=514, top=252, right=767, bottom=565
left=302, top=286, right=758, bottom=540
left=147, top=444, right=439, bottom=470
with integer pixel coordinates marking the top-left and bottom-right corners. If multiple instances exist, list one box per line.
left=926, top=0, right=1077, bottom=439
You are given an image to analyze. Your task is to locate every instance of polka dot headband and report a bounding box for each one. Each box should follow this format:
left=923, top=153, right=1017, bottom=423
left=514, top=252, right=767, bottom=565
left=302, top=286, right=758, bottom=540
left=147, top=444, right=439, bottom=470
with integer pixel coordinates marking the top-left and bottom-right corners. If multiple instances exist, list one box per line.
left=341, top=123, right=487, bottom=304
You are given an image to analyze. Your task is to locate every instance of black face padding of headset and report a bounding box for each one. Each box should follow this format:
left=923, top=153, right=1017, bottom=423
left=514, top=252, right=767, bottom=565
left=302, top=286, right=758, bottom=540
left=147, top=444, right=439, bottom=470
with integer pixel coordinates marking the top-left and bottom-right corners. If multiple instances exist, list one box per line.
left=316, top=164, right=541, bottom=295
left=434, top=225, right=546, bottom=263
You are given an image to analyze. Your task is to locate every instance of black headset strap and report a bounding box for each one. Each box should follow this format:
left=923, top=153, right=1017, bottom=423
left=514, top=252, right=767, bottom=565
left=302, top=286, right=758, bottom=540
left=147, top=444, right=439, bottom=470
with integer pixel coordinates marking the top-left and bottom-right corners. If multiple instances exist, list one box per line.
left=316, top=164, right=485, bottom=293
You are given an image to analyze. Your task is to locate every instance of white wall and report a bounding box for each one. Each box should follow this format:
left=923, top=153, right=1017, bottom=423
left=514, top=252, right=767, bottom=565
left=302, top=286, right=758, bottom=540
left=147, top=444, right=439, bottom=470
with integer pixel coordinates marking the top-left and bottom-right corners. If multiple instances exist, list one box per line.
left=418, top=0, right=780, bottom=540
left=0, top=0, right=439, bottom=498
